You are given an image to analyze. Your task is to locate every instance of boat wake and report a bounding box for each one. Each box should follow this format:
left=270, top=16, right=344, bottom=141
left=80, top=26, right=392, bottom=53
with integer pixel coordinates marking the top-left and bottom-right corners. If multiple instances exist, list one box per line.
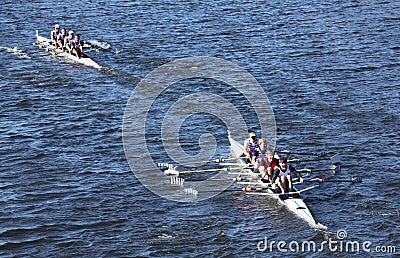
left=0, top=46, right=31, bottom=59
left=114, top=48, right=123, bottom=54
left=86, top=39, right=111, bottom=50
left=86, top=39, right=124, bottom=54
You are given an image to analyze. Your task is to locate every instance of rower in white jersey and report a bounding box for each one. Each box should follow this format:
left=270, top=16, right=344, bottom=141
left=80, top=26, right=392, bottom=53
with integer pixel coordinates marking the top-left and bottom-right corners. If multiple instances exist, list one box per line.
left=64, top=30, right=75, bottom=55
left=271, top=156, right=304, bottom=193
left=56, top=28, right=67, bottom=51
left=70, top=34, right=84, bottom=58
left=243, top=132, right=259, bottom=163
left=50, top=24, right=60, bottom=46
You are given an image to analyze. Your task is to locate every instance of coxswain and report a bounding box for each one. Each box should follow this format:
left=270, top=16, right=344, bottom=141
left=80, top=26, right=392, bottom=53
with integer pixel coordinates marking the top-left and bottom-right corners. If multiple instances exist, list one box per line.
left=50, top=24, right=60, bottom=46
left=56, top=28, right=67, bottom=51
left=243, top=132, right=259, bottom=163
left=271, top=156, right=304, bottom=193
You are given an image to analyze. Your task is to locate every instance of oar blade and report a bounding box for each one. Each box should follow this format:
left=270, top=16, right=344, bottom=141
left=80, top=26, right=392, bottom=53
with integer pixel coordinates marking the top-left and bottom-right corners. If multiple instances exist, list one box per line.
left=331, top=164, right=341, bottom=174
left=164, top=169, right=179, bottom=176
left=351, top=176, right=363, bottom=184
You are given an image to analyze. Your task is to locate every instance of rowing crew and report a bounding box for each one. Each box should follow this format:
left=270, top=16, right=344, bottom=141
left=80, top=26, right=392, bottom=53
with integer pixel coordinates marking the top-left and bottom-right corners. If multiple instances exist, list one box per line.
left=244, top=132, right=304, bottom=193
left=50, top=24, right=91, bottom=58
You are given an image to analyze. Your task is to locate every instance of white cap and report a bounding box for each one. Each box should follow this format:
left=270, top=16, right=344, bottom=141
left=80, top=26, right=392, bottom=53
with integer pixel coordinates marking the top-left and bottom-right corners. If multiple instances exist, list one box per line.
left=55, top=24, right=60, bottom=29
left=249, top=132, right=256, bottom=137
left=68, top=30, right=74, bottom=35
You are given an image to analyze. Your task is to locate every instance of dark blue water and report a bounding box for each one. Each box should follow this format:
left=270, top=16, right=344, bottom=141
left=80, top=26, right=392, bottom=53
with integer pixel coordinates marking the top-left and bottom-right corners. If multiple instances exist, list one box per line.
left=1, top=0, right=399, bottom=257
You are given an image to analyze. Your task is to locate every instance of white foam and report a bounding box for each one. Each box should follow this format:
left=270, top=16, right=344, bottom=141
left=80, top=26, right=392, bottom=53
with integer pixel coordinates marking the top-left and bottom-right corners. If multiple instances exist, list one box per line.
left=0, top=46, right=31, bottom=59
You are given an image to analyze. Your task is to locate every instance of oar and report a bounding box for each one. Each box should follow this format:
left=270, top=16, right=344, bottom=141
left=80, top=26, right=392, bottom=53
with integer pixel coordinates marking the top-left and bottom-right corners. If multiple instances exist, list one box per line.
left=228, top=171, right=258, bottom=176
left=179, top=167, right=243, bottom=174
left=317, top=177, right=362, bottom=184
left=289, top=154, right=341, bottom=166
left=297, top=165, right=341, bottom=174
left=305, top=176, right=362, bottom=184
left=241, top=186, right=271, bottom=192
left=180, top=157, right=236, bottom=165
left=279, top=150, right=328, bottom=157
left=236, top=180, right=271, bottom=186
left=245, top=185, right=320, bottom=196
left=220, top=162, right=253, bottom=167
left=183, top=187, right=266, bottom=195
left=157, top=157, right=235, bottom=169
left=185, top=185, right=274, bottom=195
left=164, top=166, right=242, bottom=176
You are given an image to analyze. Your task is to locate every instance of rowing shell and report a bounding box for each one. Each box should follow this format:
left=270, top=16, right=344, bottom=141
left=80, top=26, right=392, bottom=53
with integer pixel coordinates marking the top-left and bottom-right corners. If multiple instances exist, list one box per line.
left=35, top=30, right=101, bottom=69
left=228, top=132, right=327, bottom=230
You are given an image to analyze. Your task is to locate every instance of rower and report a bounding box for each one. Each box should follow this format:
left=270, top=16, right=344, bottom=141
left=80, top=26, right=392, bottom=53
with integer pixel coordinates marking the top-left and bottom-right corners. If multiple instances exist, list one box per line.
left=56, top=28, right=67, bottom=51
left=50, top=24, right=60, bottom=46
left=251, top=138, right=266, bottom=163
left=250, top=138, right=267, bottom=173
left=258, top=147, right=279, bottom=183
left=243, top=132, right=259, bottom=163
left=271, top=156, right=304, bottom=194
left=71, top=34, right=84, bottom=58
left=64, top=30, right=75, bottom=55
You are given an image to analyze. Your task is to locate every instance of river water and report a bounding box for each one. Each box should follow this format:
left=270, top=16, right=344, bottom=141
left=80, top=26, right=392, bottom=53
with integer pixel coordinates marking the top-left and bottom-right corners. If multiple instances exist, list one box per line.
left=1, top=0, right=399, bottom=257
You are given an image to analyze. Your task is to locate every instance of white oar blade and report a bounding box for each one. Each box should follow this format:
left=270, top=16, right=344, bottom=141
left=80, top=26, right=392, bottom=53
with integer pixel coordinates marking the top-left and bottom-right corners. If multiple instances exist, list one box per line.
left=164, top=169, right=179, bottom=176
left=332, top=165, right=341, bottom=174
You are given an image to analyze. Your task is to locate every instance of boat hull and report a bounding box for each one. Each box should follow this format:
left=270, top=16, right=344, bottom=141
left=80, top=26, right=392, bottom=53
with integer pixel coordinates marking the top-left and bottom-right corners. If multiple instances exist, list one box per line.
left=228, top=132, right=326, bottom=229
left=36, top=30, right=101, bottom=69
